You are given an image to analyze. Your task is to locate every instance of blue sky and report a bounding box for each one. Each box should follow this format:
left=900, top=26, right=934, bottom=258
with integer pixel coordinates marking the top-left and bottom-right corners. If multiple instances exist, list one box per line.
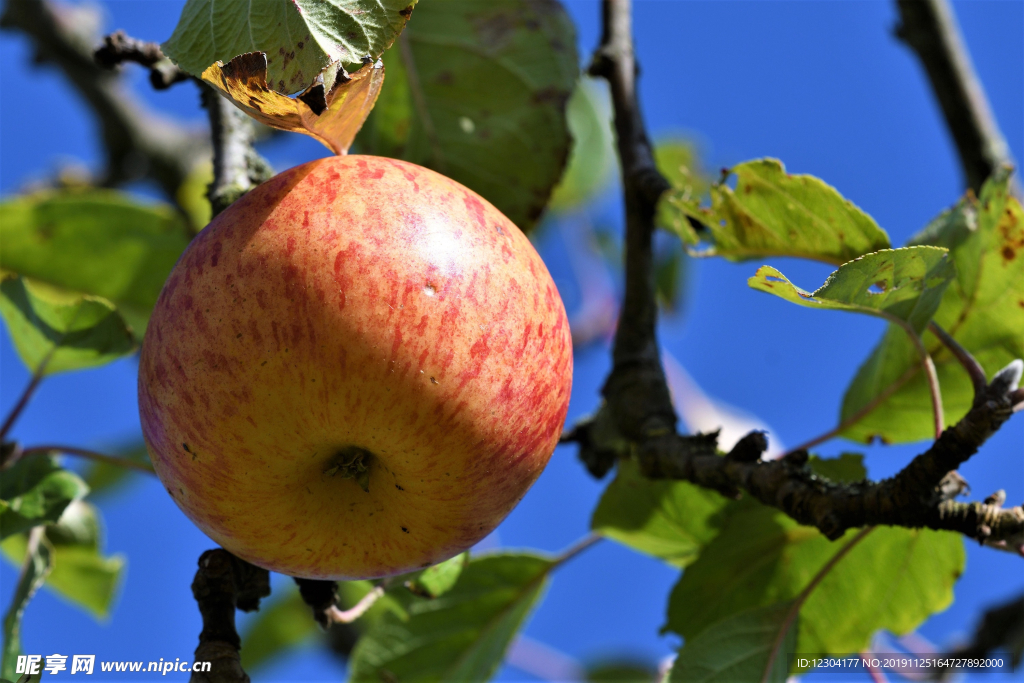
left=1, top=1, right=1022, bottom=681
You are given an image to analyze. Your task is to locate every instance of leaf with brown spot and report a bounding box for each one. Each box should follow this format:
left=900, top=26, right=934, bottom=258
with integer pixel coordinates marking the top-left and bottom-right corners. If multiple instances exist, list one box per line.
left=841, top=167, right=1024, bottom=443
left=163, top=0, right=415, bottom=95
left=202, top=53, right=385, bottom=155
left=662, top=158, right=891, bottom=264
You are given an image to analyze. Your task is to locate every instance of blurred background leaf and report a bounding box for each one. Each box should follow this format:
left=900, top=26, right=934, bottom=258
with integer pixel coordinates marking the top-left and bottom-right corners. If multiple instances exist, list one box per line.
left=0, top=452, right=88, bottom=540
left=1, top=501, right=124, bottom=620
left=355, top=0, right=578, bottom=232
left=400, top=552, right=468, bottom=599
left=0, top=275, right=135, bottom=375
left=547, top=78, right=615, bottom=213
left=0, top=190, right=191, bottom=337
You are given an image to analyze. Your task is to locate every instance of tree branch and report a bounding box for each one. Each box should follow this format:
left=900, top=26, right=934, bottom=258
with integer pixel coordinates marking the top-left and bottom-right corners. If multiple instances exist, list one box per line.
left=630, top=362, right=1024, bottom=550
left=588, top=0, right=675, bottom=444
left=190, top=549, right=270, bottom=683
left=568, top=0, right=1024, bottom=555
left=0, top=0, right=206, bottom=202
left=201, top=87, right=273, bottom=219
left=94, top=29, right=189, bottom=90
left=894, top=0, right=1020, bottom=196
left=18, top=445, right=155, bottom=475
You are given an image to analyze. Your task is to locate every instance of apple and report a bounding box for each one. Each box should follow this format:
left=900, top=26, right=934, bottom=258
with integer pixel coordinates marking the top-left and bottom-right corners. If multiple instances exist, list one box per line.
left=138, top=156, right=573, bottom=580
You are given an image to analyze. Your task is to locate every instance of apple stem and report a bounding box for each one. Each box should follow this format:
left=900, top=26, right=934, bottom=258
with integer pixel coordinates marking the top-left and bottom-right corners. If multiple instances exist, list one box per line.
left=325, top=583, right=388, bottom=625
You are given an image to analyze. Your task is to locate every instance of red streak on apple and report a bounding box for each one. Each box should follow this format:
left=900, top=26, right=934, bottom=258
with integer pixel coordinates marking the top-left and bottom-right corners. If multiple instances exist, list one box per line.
left=138, top=156, right=573, bottom=580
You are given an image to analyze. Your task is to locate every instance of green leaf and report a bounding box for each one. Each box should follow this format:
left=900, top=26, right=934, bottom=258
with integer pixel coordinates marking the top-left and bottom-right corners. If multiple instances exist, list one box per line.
left=240, top=585, right=319, bottom=672
left=0, top=190, right=191, bottom=337
left=403, top=552, right=468, bottom=598
left=348, top=553, right=553, bottom=682
left=654, top=139, right=711, bottom=254
left=1, top=502, right=124, bottom=620
left=591, top=459, right=728, bottom=568
left=1, top=530, right=53, bottom=682
left=749, top=246, right=955, bottom=335
left=665, top=502, right=964, bottom=663
left=0, top=275, right=136, bottom=375
left=840, top=170, right=1024, bottom=443
left=797, top=528, right=962, bottom=657
left=807, top=453, right=866, bottom=483
left=547, top=78, right=615, bottom=212
left=163, top=0, right=415, bottom=94
left=341, top=580, right=409, bottom=623
left=0, top=453, right=89, bottom=540
left=664, top=158, right=891, bottom=264
left=81, top=442, right=151, bottom=498
left=355, top=0, right=578, bottom=231
left=668, top=602, right=796, bottom=683
left=176, top=161, right=213, bottom=231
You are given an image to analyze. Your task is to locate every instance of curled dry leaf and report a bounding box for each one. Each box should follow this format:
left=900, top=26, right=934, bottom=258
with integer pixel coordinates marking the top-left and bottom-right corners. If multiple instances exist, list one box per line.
left=201, top=52, right=384, bottom=155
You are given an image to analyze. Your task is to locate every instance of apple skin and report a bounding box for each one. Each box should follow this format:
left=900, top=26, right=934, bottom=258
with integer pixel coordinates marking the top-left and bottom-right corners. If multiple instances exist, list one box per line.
left=138, top=156, right=572, bottom=580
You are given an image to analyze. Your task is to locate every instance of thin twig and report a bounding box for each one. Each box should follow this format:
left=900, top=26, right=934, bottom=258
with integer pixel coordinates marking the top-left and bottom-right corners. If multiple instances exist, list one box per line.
left=94, top=30, right=190, bottom=90
left=894, top=0, right=1021, bottom=197
left=785, top=365, right=919, bottom=456
left=0, top=345, right=57, bottom=442
left=325, top=584, right=386, bottom=625
left=899, top=323, right=945, bottom=440
left=20, top=445, right=155, bottom=475
left=552, top=534, right=603, bottom=569
left=0, top=370, right=45, bottom=443
left=929, top=320, right=988, bottom=398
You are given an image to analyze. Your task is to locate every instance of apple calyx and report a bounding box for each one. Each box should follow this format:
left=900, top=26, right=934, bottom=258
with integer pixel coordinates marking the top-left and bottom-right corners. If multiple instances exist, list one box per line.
left=323, top=446, right=373, bottom=492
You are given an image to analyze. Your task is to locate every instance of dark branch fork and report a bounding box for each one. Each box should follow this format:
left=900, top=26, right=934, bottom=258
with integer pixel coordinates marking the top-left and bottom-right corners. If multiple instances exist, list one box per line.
left=570, top=0, right=1024, bottom=553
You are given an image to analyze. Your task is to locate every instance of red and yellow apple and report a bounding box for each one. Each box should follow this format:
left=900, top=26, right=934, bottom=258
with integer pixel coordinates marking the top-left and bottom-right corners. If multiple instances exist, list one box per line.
left=138, top=156, right=573, bottom=580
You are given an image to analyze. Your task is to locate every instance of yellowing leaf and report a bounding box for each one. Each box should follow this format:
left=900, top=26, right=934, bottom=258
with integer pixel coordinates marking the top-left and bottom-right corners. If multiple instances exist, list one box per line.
left=202, top=53, right=385, bottom=155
